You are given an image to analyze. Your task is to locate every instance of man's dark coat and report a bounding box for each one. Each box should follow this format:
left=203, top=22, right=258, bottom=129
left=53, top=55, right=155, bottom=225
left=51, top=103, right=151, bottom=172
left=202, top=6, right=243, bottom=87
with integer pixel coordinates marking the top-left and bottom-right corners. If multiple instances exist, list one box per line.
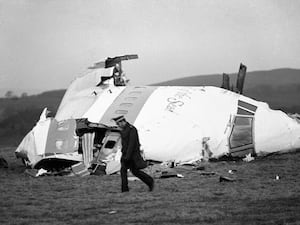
left=120, top=122, right=147, bottom=169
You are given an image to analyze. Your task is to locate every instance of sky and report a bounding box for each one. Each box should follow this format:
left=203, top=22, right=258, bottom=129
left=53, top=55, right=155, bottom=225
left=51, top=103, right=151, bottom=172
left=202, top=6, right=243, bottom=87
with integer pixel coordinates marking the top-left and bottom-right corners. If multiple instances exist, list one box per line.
left=1, top=0, right=300, bottom=96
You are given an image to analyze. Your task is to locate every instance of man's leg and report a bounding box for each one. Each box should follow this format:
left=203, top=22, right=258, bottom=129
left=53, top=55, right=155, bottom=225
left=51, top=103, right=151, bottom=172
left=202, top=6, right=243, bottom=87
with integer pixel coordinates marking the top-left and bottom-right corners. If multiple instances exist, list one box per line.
left=120, top=163, right=129, bottom=192
left=130, top=166, right=154, bottom=191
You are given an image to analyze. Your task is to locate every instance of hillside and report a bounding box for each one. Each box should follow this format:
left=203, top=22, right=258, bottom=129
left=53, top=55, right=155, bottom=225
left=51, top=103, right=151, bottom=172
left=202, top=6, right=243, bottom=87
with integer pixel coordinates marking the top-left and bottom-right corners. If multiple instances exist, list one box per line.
left=155, top=68, right=300, bottom=112
left=0, top=90, right=65, bottom=146
left=0, top=68, right=300, bottom=147
left=155, top=68, right=300, bottom=88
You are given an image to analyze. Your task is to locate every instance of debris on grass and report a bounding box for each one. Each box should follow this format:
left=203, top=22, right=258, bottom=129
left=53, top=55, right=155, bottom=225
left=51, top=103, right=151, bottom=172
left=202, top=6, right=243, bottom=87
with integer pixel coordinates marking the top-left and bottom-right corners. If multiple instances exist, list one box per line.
left=0, top=156, right=8, bottom=168
left=198, top=171, right=216, bottom=176
left=193, top=165, right=206, bottom=170
left=128, top=177, right=140, bottom=181
left=243, top=153, right=255, bottom=162
left=228, top=169, right=237, bottom=174
left=36, top=168, right=48, bottom=176
left=24, top=168, right=72, bottom=177
left=160, top=170, right=178, bottom=178
left=108, top=210, right=117, bottom=214
left=219, top=175, right=236, bottom=182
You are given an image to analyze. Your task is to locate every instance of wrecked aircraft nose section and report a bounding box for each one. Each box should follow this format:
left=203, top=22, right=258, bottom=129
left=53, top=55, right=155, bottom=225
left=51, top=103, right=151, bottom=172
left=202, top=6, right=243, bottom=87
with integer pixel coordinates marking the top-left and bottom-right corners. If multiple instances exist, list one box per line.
left=15, top=57, right=300, bottom=174
left=15, top=85, right=300, bottom=172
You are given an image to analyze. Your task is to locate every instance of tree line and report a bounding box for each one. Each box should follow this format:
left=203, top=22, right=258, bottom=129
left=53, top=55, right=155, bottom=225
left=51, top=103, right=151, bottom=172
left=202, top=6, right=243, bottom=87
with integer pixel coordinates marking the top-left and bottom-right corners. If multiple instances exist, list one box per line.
left=4, top=90, right=28, bottom=99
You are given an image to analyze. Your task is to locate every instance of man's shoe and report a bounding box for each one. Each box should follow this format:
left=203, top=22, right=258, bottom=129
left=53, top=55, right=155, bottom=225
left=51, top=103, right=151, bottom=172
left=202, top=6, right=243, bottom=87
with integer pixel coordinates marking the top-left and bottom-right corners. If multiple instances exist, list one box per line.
left=149, top=180, right=155, bottom=192
left=122, top=188, right=129, bottom=193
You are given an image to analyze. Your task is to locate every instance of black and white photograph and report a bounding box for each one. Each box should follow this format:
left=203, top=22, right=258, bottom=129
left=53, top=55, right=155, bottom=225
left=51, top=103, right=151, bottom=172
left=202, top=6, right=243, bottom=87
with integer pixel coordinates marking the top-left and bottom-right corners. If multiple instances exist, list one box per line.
left=0, top=1, right=299, bottom=224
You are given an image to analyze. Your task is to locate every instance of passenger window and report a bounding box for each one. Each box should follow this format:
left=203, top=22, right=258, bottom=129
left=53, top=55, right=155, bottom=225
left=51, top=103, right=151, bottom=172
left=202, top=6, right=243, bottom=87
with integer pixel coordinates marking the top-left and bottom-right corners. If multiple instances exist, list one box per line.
left=229, top=116, right=253, bottom=149
left=119, top=103, right=133, bottom=108
left=115, top=110, right=128, bottom=114
left=128, top=91, right=142, bottom=95
left=124, top=97, right=137, bottom=101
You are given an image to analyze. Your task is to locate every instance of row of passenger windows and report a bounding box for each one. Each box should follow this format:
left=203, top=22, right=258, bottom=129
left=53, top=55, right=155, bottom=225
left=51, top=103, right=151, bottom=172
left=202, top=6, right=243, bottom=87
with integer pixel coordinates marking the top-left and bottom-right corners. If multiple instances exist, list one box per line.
left=114, top=87, right=146, bottom=115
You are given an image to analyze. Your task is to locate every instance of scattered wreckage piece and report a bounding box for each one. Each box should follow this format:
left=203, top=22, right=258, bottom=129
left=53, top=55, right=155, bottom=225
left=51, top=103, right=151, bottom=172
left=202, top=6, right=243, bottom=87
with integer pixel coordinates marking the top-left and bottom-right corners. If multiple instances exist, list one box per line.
left=219, top=176, right=236, bottom=182
left=0, top=156, right=8, bottom=168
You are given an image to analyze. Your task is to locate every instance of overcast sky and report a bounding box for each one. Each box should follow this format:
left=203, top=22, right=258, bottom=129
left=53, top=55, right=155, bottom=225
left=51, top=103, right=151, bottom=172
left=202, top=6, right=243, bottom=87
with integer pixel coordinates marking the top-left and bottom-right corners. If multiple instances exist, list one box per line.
left=1, top=0, right=300, bottom=95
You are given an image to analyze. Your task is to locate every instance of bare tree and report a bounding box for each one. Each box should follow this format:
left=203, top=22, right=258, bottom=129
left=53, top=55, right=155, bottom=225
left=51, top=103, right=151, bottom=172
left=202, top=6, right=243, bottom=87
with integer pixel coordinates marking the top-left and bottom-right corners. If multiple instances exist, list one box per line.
left=4, top=90, right=13, bottom=98
left=21, top=92, right=28, bottom=98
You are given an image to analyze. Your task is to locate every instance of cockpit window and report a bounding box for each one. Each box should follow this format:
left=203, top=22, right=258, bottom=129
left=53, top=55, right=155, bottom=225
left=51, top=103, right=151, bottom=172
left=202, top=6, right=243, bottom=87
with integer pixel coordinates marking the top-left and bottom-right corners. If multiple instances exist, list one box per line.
left=238, top=100, right=257, bottom=112
left=229, top=116, right=253, bottom=149
left=237, top=108, right=254, bottom=116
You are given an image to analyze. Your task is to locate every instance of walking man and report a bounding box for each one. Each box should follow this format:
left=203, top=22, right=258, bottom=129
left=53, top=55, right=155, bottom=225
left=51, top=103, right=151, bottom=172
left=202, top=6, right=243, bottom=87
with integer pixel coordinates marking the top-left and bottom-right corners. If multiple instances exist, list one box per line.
left=112, top=115, right=154, bottom=192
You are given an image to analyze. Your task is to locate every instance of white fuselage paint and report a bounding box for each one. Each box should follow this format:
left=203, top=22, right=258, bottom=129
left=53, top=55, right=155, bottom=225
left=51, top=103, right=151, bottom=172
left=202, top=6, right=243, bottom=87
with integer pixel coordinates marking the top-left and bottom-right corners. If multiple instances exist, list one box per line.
left=83, top=86, right=126, bottom=123
left=133, top=86, right=238, bottom=162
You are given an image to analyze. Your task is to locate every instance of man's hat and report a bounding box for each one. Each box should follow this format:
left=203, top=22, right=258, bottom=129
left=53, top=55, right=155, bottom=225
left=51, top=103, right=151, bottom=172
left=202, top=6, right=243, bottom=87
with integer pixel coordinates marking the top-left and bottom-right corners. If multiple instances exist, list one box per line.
left=112, top=115, right=126, bottom=123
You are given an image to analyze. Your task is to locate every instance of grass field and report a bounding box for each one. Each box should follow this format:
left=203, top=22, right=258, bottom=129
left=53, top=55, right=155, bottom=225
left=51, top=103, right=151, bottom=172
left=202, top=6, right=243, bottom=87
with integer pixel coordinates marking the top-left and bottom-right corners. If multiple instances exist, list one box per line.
left=0, top=147, right=299, bottom=225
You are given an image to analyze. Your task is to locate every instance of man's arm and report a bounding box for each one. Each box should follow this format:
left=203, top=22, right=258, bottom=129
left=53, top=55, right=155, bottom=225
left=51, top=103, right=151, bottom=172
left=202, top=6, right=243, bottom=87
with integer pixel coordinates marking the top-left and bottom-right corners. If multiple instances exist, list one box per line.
left=124, top=128, right=138, bottom=160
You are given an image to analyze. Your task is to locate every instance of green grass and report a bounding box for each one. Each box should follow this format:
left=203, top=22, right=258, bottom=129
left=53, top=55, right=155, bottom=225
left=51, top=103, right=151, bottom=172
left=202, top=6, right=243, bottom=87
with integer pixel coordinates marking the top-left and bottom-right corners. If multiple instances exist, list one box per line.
left=1, top=147, right=299, bottom=225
